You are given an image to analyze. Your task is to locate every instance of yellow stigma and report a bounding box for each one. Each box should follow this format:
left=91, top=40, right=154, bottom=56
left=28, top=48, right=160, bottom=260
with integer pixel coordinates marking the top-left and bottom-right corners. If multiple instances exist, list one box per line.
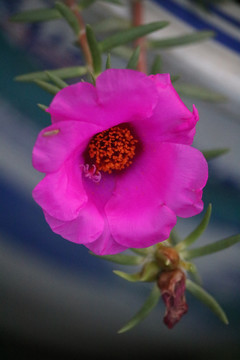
left=87, top=125, right=138, bottom=174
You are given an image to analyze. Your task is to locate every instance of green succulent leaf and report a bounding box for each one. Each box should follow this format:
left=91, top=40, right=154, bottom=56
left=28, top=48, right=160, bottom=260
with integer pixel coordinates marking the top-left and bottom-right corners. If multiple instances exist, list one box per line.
left=78, top=0, right=96, bottom=10
left=55, top=2, right=80, bottom=36
left=45, top=71, right=68, bottom=89
left=118, top=285, right=160, bottom=333
left=113, top=270, right=141, bottom=282
left=93, top=17, right=129, bottom=33
left=186, top=279, right=228, bottom=324
left=91, top=253, right=144, bottom=265
left=202, top=148, right=230, bottom=161
left=176, top=204, right=212, bottom=252
left=113, top=262, right=159, bottom=283
left=182, top=234, right=240, bottom=260
left=126, top=46, right=140, bottom=69
left=33, top=79, right=60, bottom=95
left=168, top=229, right=181, bottom=246
left=105, top=54, right=111, bottom=69
left=140, top=262, right=160, bottom=282
left=86, top=24, right=102, bottom=75
left=149, top=30, right=215, bottom=49
left=15, top=66, right=87, bottom=82
left=173, top=84, right=227, bottom=102
left=111, top=46, right=133, bottom=59
left=130, top=248, right=150, bottom=256
left=10, top=8, right=61, bottom=23
left=99, top=21, right=169, bottom=52
left=184, top=262, right=202, bottom=285
left=37, top=103, right=48, bottom=112
left=150, top=54, right=162, bottom=75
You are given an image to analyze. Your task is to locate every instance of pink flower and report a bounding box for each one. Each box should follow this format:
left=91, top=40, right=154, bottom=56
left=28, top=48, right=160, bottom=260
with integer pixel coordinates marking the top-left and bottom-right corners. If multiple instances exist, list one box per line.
left=32, top=69, right=208, bottom=255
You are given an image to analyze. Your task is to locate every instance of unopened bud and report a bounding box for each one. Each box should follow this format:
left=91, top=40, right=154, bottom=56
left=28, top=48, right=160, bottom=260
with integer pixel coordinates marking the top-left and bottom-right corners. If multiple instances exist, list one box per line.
left=155, top=246, right=180, bottom=270
left=157, top=269, right=188, bottom=329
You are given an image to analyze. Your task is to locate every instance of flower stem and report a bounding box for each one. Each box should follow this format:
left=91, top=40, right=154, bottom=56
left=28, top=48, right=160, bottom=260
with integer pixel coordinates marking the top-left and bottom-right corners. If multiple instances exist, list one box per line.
left=131, top=0, right=147, bottom=73
left=65, top=0, right=93, bottom=72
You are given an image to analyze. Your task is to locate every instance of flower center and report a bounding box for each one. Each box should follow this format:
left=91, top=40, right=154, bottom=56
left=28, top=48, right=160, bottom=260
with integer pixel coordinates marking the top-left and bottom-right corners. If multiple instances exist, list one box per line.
left=87, top=125, right=139, bottom=174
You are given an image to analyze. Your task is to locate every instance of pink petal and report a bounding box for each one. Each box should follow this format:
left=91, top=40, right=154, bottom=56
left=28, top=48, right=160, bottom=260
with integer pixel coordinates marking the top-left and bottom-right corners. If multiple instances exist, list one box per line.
left=106, top=141, right=207, bottom=248
left=105, top=156, right=177, bottom=249
left=151, top=142, right=208, bottom=217
left=96, top=69, right=158, bottom=123
left=135, top=74, right=198, bottom=145
left=32, top=121, right=101, bottom=173
left=85, top=219, right=128, bottom=255
left=81, top=172, right=127, bottom=254
left=43, top=200, right=104, bottom=244
left=47, top=82, right=102, bottom=125
left=33, top=154, right=87, bottom=221
left=47, top=69, right=158, bottom=130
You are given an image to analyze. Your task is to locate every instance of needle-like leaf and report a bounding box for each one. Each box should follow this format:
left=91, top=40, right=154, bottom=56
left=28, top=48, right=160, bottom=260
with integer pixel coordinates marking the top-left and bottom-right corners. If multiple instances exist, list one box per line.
left=10, top=8, right=61, bottom=23
left=202, top=148, right=230, bottom=161
left=118, top=285, right=160, bottom=333
left=126, top=46, right=140, bottom=70
left=181, top=234, right=240, bottom=260
left=33, top=79, right=60, bottom=95
left=91, top=253, right=144, bottom=266
left=149, top=30, right=215, bottom=49
left=86, top=24, right=102, bottom=75
left=99, top=21, right=169, bottom=52
left=14, top=66, right=87, bottom=82
left=176, top=204, right=212, bottom=251
left=186, top=279, right=228, bottom=324
left=45, top=71, right=68, bottom=89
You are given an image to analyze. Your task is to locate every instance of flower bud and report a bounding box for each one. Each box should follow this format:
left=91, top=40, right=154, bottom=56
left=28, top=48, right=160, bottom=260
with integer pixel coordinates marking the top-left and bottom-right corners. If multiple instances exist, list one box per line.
left=157, top=269, right=188, bottom=329
left=155, top=245, right=180, bottom=270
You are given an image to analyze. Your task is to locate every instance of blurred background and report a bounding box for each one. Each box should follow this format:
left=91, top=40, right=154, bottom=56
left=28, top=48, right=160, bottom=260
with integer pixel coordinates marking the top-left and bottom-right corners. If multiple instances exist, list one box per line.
left=0, top=0, right=240, bottom=359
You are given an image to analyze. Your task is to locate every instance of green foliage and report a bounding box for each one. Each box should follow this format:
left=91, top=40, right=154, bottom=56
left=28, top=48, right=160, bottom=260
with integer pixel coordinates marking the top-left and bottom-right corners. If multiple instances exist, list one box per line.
left=15, top=66, right=87, bottom=82
left=149, top=30, right=215, bottom=49
left=55, top=2, right=80, bottom=35
left=105, top=54, right=111, bottom=69
left=118, top=285, right=161, bottom=333
left=130, top=248, right=150, bottom=256
left=78, top=0, right=96, bottom=10
left=99, top=21, right=169, bottom=52
left=150, top=54, right=162, bottom=75
left=86, top=24, right=102, bottom=74
left=182, top=234, right=240, bottom=260
left=37, top=104, right=48, bottom=111
left=10, top=8, right=61, bottom=23
left=176, top=204, right=212, bottom=251
left=114, top=262, right=159, bottom=283
left=93, top=17, right=129, bottom=33
left=45, top=71, right=68, bottom=89
left=33, top=79, right=60, bottom=95
left=202, top=148, right=230, bottom=161
left=174, top=83, right=227, bottom=102
left=186, top=279, right=228, bottom=324
left=126, top=46, right=140, bottom=70
left=113, top=270, right=141, bottom=282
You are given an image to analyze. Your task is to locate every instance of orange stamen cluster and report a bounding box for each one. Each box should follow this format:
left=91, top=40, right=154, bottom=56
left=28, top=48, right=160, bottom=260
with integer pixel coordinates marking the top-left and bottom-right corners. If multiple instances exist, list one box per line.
left=88, top=125, right=138, bottom=174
